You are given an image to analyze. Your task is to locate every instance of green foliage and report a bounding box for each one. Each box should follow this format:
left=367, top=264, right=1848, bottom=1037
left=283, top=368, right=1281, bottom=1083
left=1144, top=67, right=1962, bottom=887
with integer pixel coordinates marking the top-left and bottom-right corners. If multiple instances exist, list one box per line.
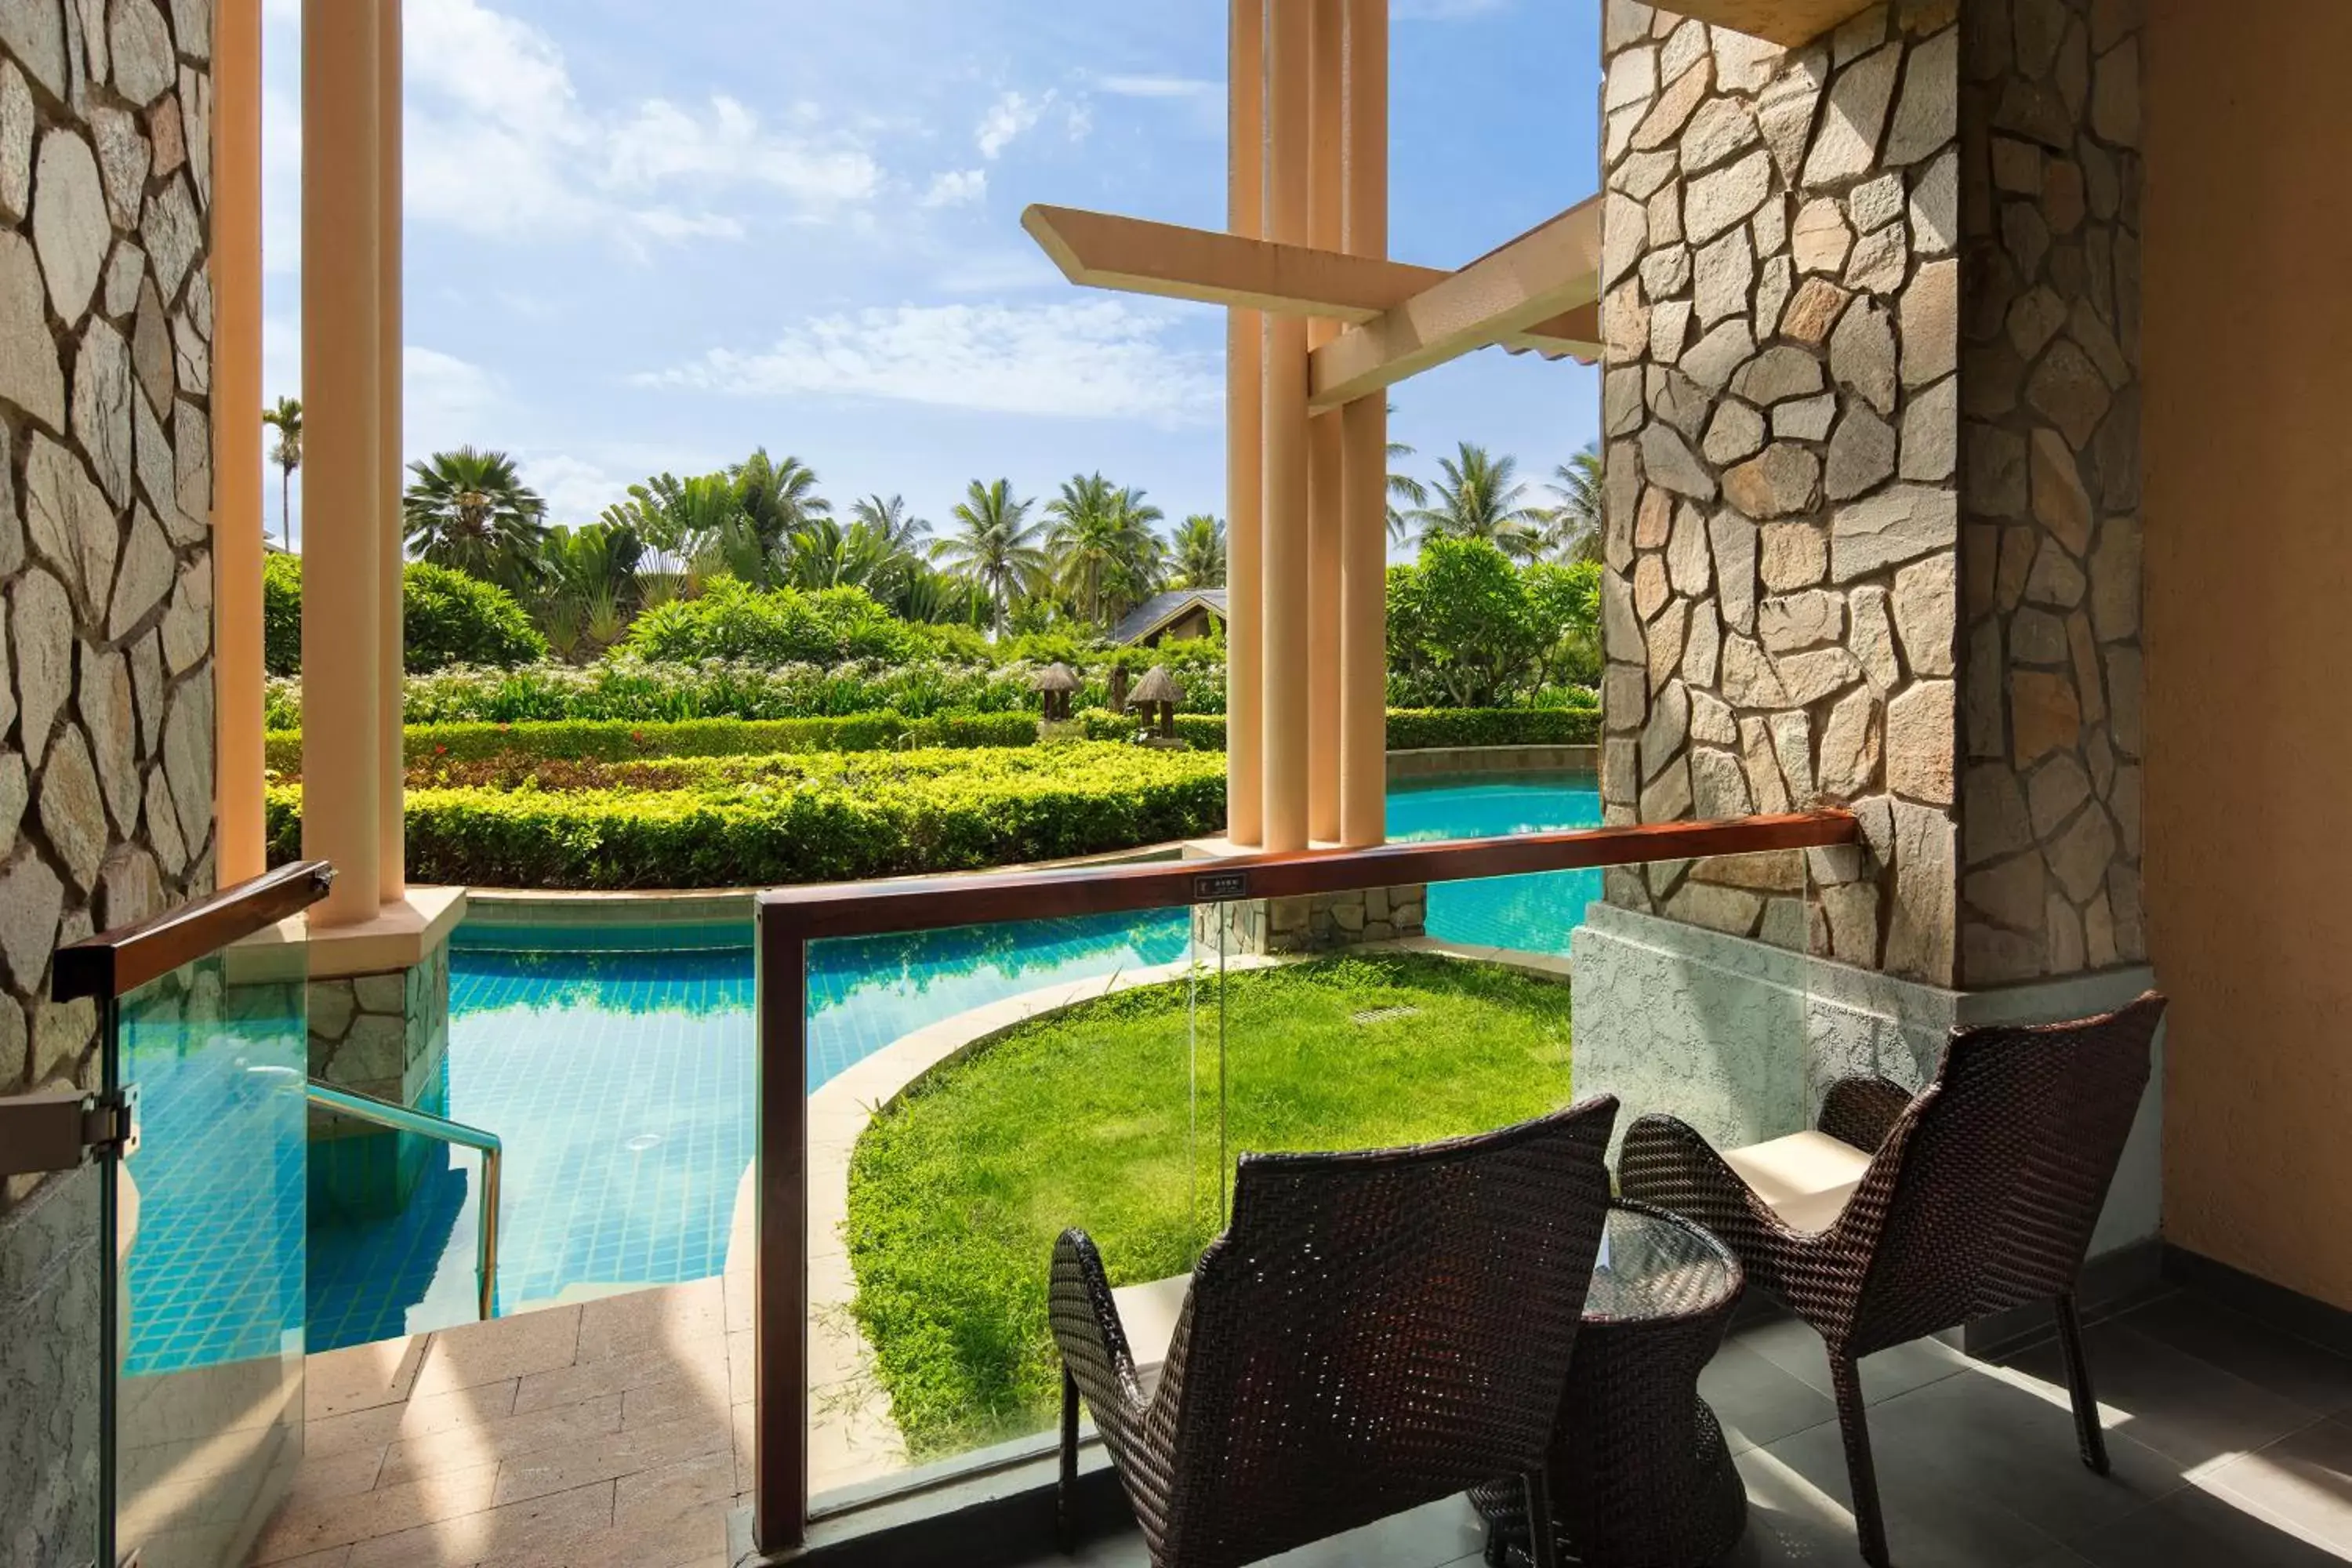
left=401, top=562, right=549, bottom=673
left=262, top=743, right=1229, bottom=890
left=262, top=713, right=1044, bottom=775
left=1522, top=558, right=1604, bottom=690
left=1387, top=537, right=1547, bottom=707
left=263, top=554, right=303, bottom=675
left=401, top=447, right=550, bottom=593
left=844, top=953, right=1575, bottom=1454
left=620, top=579, right=920, bottom=665
left=257, top=559, right=547, bottom=675
left=1380, top=705, right=1597, bottom=748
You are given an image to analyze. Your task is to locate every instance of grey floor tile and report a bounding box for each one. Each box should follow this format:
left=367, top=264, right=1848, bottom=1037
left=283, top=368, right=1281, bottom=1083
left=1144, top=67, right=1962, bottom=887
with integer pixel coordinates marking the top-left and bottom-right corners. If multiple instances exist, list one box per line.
left=2006, top=1315, right=2326, bottom=1475
left=2115, top=1294, right=2352, bottom=1417
left=2068, top=1483, right=2352, bottom=1567
left=1857, top=1363, right=2192, bottom=1540
left=1699, top=1339, right=1838, bottom=1456
left=1726, top=1433, right=2067, bottom=1568
left=2200, top=1417, right=2352, bottom=1557
left=1068, top=1498, right=1488, bottom=1568
left=1730, top=1312, right=1974, bottom=1408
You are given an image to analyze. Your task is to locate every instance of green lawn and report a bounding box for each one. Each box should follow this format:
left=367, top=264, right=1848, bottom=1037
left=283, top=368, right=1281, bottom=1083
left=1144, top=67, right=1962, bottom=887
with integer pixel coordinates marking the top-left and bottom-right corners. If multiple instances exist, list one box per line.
left=843, top=951, right=1577, bottom=1458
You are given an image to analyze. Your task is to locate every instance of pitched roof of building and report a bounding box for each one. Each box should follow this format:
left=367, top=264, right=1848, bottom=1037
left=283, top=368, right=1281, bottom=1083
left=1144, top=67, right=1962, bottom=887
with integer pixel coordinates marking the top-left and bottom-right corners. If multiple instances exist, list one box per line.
left=1110, top=589, right=1229, bottom=646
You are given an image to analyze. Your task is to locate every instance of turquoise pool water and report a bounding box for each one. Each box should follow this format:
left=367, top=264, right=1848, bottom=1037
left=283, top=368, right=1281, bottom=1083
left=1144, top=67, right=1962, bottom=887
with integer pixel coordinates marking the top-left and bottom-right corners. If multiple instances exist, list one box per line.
left=303, top=770, right=1601, bottom=1348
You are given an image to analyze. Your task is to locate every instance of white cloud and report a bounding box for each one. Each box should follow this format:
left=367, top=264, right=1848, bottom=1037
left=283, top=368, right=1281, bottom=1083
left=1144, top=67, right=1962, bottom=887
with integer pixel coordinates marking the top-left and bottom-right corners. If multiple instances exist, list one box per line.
left=1094, top=74, right=1218, bottom=100
left=975, top=89, right=1047, bottom=159
left=637, top=300, right=1221, bottom=430
left=918, top=169, right=988, bottom=209
left=263, top=0, right=881, bottom=252
left=523, top=454, right=633, bottom=524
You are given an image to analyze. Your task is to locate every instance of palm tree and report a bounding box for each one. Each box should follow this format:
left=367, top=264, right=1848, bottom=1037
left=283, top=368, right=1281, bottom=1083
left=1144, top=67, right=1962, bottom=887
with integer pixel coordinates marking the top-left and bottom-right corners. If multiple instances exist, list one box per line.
left=849, top=493, right=929, bottom=554
left=931, top=477, right=1047, bottom=636
left=1534, top=442, right=1606, bottom=564
left=1403, top=441, right=1541, bottom=559
left=401, top=447, right=550, bottom=590
left=1045, top=473, right=1165, bottom=627
left=1384, top=404, right=1427, bottom=545
left=1171, top=514, right=1227, bottom=589
left=732, top=448, right=829, bottom=558
left=262, top=396, right=302, bottom=551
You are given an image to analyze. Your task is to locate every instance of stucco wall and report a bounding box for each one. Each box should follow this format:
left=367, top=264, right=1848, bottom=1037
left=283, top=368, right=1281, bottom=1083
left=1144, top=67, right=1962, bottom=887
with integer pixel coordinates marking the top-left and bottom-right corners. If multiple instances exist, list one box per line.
left=2142, top=0, right=2352, bottom=1308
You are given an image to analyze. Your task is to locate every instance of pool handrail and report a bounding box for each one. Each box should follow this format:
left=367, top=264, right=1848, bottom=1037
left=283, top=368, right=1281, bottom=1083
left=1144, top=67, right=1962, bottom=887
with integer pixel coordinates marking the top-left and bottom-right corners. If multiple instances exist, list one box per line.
left=51, top=860, right=336, bottom=1003
left=303, top=1080, right=504, bottom=1324
left=747, top=808, right=1861, bottom=1553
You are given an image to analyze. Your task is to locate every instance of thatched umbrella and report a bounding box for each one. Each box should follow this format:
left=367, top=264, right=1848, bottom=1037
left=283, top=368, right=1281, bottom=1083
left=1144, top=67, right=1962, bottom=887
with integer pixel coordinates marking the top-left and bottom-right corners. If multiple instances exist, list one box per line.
left=1029, top=662, right=1080, bottom=722
left=1131, top=664, right=1184, bottom=739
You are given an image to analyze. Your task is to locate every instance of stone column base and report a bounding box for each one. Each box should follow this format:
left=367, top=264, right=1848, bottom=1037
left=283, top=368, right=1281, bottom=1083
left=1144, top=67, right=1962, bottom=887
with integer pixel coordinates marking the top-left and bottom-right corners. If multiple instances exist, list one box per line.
left=308, top=937, right=454, bottom=1220
left=1190, top=883, right=1428, bottom=956
left=1570, top=902, right=2163, bottom=1261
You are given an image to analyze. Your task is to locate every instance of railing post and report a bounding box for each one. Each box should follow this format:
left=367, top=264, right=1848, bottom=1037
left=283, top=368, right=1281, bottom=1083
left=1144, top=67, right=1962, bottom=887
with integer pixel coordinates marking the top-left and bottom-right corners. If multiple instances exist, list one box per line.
left=754, top=913, right=809, bottom=1552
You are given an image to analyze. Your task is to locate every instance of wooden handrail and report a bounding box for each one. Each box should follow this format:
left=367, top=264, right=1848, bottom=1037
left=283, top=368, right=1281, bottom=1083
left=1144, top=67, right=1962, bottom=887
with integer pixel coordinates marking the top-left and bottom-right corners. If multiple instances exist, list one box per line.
left=748, top=809, right=1859, bottom=1551
left=51, top=861, right=335, bottom=1003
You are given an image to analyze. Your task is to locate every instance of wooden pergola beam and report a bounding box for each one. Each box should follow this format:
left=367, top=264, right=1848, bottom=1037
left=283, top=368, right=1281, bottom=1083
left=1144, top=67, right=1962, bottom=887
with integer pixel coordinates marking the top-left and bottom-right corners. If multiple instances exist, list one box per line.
left=1308, top=195, right=1603, bottom=408
left=1022, top=201, right=1600, bottom=363
left=1022, top=203, right=1445, bottom=323
left=1641, top=0, right=1879, bottom=48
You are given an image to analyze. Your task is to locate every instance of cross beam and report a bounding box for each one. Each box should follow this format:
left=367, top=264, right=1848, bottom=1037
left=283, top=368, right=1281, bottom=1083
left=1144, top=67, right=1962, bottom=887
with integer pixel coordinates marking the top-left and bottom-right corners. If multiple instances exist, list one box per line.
left=1308, top=195, right=1603, bottom=408
left=1021, top=199, right=1600, bottom=376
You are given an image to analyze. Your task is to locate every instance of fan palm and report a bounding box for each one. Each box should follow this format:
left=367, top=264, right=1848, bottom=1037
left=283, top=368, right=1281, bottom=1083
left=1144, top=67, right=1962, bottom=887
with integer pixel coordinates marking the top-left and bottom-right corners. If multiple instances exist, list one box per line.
left=1045, top=473, right=1165, bottom=627
left=1403, top=441, right=1541, bottom=559
left=1171, top=514, right=1227, bottom=589
left=262, top=396, right=303, bottom=552
left=932, top=478, right=1047, bottom=636
left=732, top=449, right=829, bottom=559
left=1534, top=442, right=1606, bottom=564
left=401, top=447, right=550, bottom=591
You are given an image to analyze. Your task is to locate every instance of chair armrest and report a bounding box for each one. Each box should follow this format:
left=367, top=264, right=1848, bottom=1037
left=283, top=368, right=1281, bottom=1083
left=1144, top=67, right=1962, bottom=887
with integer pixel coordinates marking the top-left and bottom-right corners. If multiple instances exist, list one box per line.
left=1049, top=1229, right=1145, bottom=1437
left=1817, top=1076, right=1917, bottom=1154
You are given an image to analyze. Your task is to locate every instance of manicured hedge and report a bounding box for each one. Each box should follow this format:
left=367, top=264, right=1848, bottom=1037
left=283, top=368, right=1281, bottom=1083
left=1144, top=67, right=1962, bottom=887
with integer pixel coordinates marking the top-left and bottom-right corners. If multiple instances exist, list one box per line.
left=1078, top=705, right=1599, bottom=751
left=262, top=712, right=1044, bottom=777
left=263, top=743, right=1229, bottom=889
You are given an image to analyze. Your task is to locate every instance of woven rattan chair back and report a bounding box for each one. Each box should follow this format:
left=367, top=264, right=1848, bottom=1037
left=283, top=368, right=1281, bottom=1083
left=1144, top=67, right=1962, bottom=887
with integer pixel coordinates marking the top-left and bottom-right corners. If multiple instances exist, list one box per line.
left=1069, top=1097, right=1618, bottom=1568
left=1852, top=993, right=2165, bottom=1353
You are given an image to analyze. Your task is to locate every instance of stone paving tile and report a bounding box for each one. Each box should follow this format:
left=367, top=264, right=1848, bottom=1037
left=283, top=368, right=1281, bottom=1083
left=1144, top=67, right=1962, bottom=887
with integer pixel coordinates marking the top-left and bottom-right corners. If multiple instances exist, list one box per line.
left=487, top=1410, right=731, bottom=1508
left=575, top=1278, right=724, bottom=1365
left=375, top=1392, right=626, bottom=1490
left=344, top=1479, right=617, bottom=1568
left=253, top=1461, right=502, bottom=1563
left=307, top=1337, right=427, bottom=1421
left=510, top=1336, right=725, bottom=1417
left=285, top=1443, right=389, bottom=1504
left=408, top=1307, right=583, bottom=1402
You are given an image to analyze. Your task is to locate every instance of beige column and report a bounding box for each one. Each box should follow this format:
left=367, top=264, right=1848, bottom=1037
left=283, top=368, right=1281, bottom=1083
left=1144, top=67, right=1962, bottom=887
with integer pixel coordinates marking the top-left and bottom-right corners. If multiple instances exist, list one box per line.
left=377, top=0, right=405, bottom=902
left=211, top=0, right=265, bottom=883
left=301, top=0, right=383, bottom=925
left=1338, top=0, right=1389, bottom=848
left=1261, top=0, right=1312, bottom=852
left=1305, top=0, right=1344, bottom=845
left=1225, top=0, right=1265, bottom=848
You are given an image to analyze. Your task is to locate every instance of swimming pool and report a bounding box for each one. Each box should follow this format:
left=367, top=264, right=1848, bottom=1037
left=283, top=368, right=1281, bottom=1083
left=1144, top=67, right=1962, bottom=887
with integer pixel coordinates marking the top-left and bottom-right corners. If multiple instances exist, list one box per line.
left=301, top=770, right=1601, bottom=1350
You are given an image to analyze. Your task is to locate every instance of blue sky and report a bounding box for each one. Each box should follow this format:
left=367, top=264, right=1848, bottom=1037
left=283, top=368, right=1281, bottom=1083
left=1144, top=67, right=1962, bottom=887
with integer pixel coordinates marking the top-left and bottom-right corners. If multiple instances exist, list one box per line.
left=260, top=0, right=1602, bottom=554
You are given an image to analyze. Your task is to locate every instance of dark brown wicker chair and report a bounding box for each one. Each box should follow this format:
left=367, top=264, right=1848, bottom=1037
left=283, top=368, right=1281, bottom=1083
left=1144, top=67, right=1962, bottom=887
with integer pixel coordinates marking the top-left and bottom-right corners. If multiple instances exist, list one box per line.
left=1617, top=993, right=2165, bottom=1567
left=1050, top=1097, right=1621, bottom=1568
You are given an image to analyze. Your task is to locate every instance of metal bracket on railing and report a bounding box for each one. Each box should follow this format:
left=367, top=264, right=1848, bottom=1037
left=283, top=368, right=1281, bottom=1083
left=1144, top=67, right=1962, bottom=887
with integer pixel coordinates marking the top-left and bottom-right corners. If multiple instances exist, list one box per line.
left=0, top=1083, right=139, bottom=1177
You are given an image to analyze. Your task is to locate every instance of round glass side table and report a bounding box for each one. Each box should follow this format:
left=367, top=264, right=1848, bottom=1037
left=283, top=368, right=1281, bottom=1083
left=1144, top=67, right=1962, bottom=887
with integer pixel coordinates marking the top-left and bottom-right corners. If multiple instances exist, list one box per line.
left=1473, top=1200, right=1748, bottom=1567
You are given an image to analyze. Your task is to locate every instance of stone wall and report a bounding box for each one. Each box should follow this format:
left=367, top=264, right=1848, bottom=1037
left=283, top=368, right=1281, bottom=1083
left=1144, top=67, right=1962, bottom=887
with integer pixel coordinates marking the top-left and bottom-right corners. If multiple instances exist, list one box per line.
left=0, top=0, right=218, bottom=1162
left=0, top=1, right=213, bottom=1555
left=1192, top=884, right=1428, bottom=956
left=1595, top=0, right=2142, bottom=992
left=308, top=946, right=454, bottom=1218
left=1951, top=0, right=2145, bottom=984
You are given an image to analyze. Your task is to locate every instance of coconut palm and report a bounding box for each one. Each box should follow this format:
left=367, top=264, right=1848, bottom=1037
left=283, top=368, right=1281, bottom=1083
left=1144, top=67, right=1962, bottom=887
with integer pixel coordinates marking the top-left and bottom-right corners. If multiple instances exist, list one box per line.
left=1171, top=514, right=1227, bottom=589
left=1534, top=443, right=1606, bottom=564
left=849, top=493, right=929, bottom=554
left=1045, top=473, right=1165, bottom=627
left=1385, top=402, right=1427, bottom=545
left=732, top=448, right=829, bottom=558
left=1403, top=441, right=1541, bottom=559
left=931, top=477, right=1047, bottom=635
left=401, top=447, right=550, bottom=591
left=262, top=396, right=302, bottom=551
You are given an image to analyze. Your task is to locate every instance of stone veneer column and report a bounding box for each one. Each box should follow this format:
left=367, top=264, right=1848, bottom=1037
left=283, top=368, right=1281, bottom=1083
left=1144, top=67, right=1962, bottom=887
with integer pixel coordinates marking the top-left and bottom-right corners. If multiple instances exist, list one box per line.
left=307, top=942, right=453, bottom=1218
left=0, top=0, right=220, bottom=1552
left=1575, top=0, right=2155, bottom=1266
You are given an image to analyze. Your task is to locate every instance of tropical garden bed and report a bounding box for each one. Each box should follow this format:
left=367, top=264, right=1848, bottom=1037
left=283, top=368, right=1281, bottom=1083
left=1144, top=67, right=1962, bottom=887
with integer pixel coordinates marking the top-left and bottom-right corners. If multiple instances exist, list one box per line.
left=841, top=951, right=1577, bottom=1457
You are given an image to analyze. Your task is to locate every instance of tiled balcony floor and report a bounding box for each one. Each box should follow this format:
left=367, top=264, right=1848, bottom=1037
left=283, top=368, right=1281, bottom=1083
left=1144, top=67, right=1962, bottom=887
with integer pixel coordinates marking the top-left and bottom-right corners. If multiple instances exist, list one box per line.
left=256, top=1281, right=2352, bottom=1566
